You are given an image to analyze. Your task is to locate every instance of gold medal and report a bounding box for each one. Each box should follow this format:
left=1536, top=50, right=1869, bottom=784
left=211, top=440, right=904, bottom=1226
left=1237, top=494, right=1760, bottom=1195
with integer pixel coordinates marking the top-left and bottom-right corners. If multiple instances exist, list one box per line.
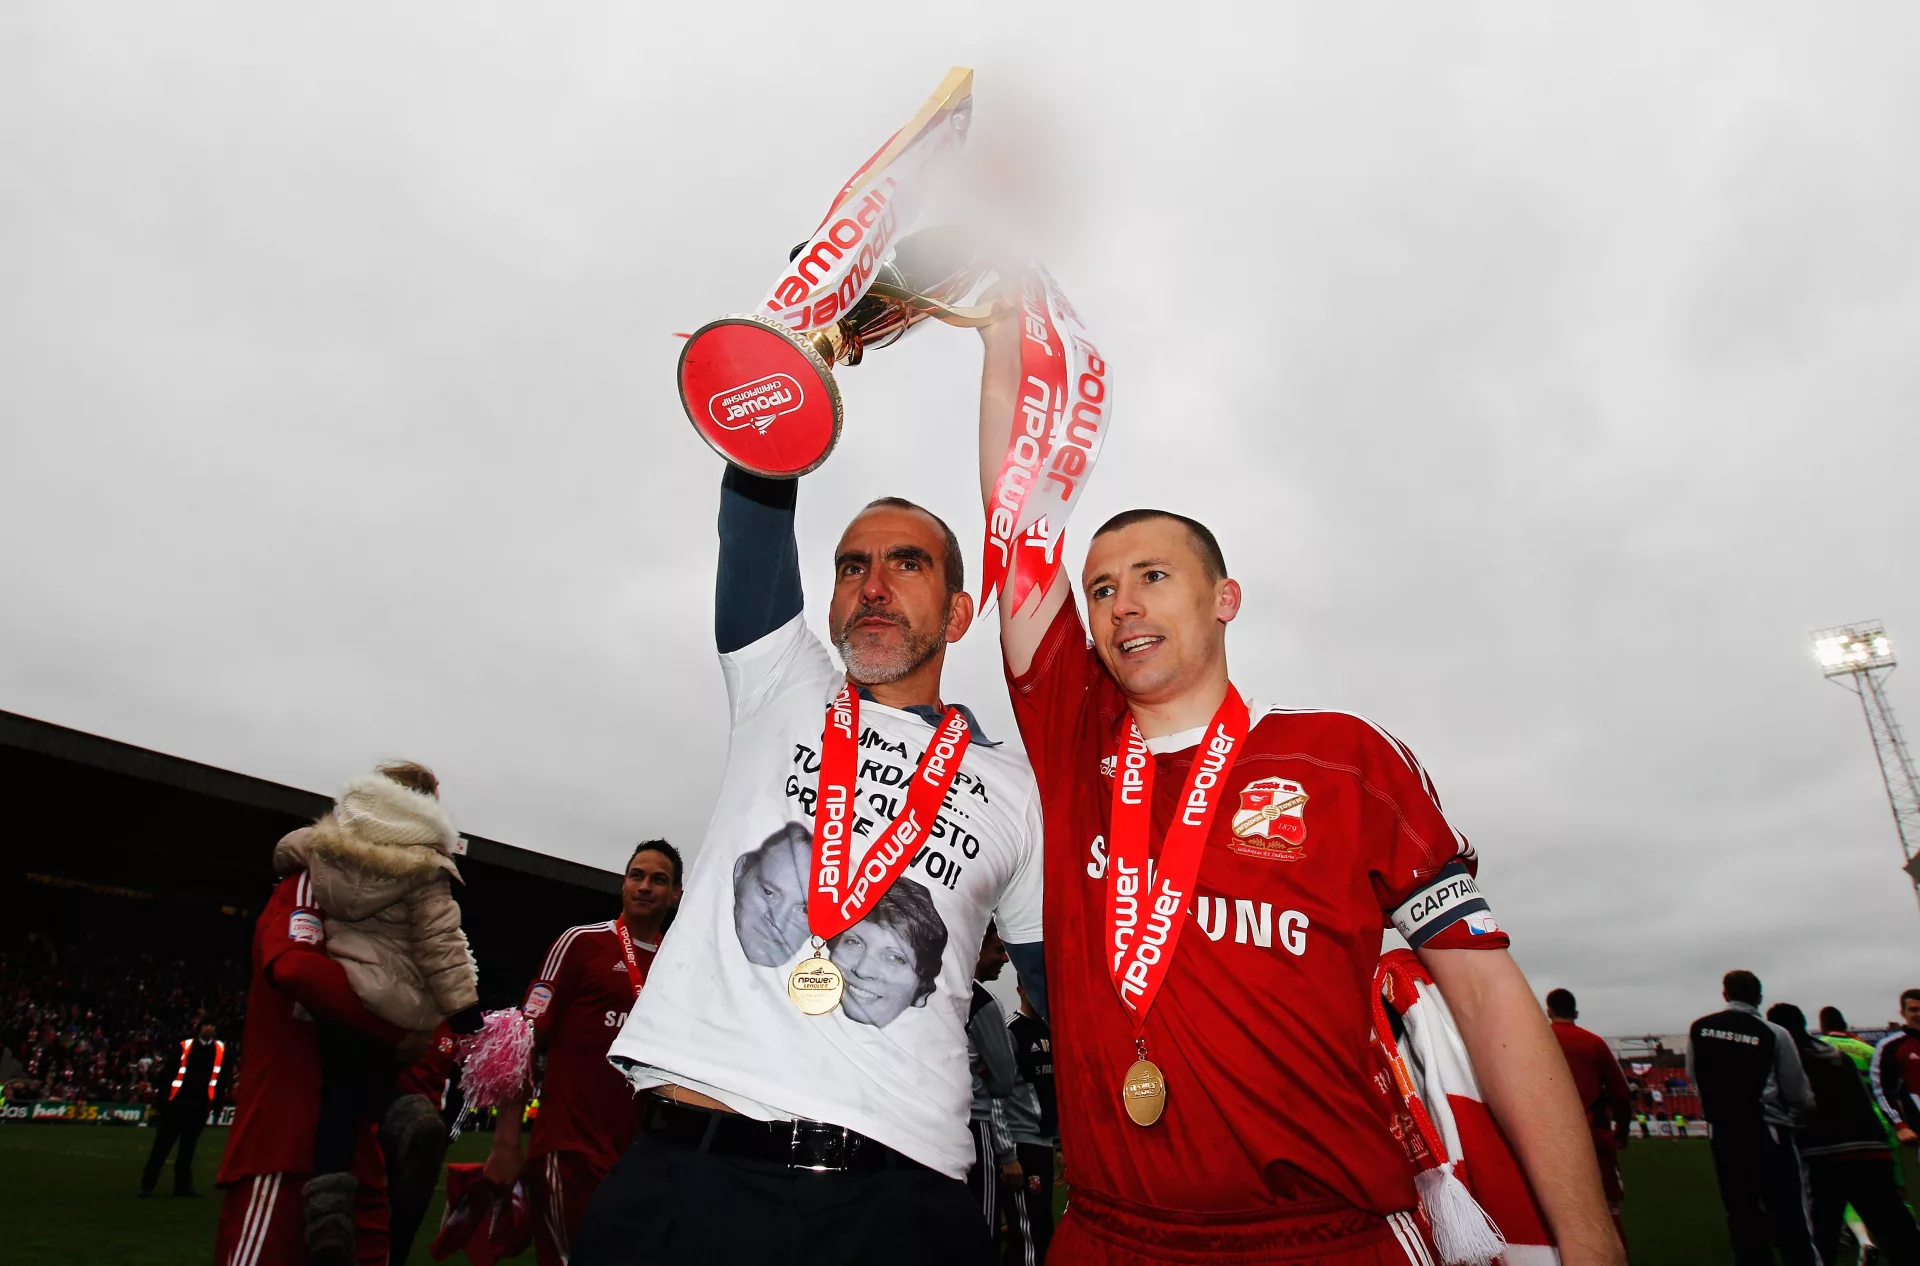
left=788, top=955, right=844, bottom=1015
left=1121, top=1058, right=1166, bottom=1127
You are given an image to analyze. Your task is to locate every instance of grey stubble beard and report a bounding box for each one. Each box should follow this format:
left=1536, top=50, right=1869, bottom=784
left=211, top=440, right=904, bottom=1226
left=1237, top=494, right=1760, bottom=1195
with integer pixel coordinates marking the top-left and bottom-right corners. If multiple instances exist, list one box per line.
left=834, top=618, right=945, bottom=687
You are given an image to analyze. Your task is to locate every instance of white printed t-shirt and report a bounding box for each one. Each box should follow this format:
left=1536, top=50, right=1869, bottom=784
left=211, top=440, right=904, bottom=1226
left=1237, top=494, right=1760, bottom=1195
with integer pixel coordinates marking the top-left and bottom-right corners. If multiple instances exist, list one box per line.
left=608, top=614, right=1045, bottom=1178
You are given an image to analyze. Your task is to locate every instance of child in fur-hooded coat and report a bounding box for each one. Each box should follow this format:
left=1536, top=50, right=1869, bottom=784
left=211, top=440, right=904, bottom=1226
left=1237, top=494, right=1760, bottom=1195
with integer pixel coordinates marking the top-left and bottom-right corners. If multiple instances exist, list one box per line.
left=274, top=762, right=482, bottom=1266
left=274, top=766, right=479, bottom=1032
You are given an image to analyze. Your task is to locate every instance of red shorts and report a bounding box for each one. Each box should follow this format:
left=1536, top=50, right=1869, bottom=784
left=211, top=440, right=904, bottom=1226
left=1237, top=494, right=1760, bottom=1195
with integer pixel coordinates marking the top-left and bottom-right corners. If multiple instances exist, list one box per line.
left=1053, top=1189, right=1437, bottom=1266
left=528, top=1149, right=612, bottom=1266
left=215, top=1172, right=389, bottom=1266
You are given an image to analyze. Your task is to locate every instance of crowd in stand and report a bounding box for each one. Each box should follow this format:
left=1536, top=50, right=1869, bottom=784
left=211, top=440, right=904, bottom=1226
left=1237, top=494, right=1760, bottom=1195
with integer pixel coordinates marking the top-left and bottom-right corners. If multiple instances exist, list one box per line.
left=0, top=931, right=247, bottom=1107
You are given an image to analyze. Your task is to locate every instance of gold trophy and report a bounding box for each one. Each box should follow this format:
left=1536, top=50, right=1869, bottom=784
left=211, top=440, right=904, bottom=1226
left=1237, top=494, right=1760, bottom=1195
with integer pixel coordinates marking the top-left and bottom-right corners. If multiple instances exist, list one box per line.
left=676, top=69, right=999, bottom=478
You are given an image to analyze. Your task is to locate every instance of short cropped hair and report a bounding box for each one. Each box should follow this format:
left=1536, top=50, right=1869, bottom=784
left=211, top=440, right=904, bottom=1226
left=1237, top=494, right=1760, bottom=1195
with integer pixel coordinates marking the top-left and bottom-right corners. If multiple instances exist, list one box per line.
left=1766, top=1003, right=1807, bottom=1035
left=863, top=497, right=964, bottom=598
left=1902, top=987, right=1920, bottom=1008
left=1544, top=988, right=1576, bottom=1019
left=1723, top=970, right=1762, bottom=1006
left=629, top=839, right=683, bottom=887
left=1094, top=509, right=1227, bottom=582
left=1818, top=1005, right=1848, bottom=1032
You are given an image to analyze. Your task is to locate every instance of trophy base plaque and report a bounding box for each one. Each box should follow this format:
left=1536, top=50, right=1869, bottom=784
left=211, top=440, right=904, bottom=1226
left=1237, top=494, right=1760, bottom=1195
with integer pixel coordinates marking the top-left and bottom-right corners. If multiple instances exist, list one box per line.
left=677, top=315, right=844, bottom=479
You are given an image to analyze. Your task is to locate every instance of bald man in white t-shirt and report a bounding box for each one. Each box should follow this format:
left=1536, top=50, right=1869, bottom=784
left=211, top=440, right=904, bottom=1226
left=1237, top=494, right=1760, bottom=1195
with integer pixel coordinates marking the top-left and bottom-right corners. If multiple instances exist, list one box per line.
left=574, top=467, right=1048, bottom=1266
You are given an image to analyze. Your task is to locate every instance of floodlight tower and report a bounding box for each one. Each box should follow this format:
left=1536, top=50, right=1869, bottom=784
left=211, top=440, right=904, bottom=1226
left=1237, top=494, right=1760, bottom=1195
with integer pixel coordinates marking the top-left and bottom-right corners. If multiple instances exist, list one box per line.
left=1812, top=622, right=1920, bottom=912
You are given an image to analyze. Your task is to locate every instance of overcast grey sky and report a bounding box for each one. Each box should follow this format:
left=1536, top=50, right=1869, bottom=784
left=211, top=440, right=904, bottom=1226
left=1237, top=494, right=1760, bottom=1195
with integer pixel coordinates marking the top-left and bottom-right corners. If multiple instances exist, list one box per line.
left=5, top=2, right=1918, bottom=1034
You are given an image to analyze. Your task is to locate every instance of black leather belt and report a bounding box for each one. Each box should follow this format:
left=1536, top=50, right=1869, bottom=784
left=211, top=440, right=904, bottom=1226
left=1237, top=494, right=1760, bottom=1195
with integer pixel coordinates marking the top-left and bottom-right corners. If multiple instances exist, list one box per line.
left=643, top=1094, right=932, bottom=1175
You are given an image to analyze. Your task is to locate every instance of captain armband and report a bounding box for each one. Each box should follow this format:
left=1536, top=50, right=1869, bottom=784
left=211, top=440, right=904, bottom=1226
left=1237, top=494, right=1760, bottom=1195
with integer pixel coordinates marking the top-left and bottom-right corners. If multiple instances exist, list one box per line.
left=1390, top=861, right=1503, bottom=949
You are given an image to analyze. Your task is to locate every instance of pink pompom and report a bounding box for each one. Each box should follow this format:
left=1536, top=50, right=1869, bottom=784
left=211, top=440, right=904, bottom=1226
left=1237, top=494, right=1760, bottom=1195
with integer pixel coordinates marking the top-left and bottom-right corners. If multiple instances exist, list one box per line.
left=460, top=1008, right=533, bottom=1108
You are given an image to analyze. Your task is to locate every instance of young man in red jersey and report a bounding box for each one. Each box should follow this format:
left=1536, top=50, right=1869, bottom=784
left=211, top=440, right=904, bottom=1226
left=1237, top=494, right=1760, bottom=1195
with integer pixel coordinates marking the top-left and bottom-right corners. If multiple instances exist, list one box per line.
left=482, top=841, right=682, bottom=1266
left=215, top=870, right=410, bottom=1266
left=974, top=319, right=1622, bottom=1265
left=1546, top=989, right=1632, bottom=1253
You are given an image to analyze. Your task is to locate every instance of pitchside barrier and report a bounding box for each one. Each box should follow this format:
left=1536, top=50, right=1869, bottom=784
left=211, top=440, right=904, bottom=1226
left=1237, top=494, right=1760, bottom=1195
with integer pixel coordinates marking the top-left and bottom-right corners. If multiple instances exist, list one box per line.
left=0, top=1100, right=235, bottom=1126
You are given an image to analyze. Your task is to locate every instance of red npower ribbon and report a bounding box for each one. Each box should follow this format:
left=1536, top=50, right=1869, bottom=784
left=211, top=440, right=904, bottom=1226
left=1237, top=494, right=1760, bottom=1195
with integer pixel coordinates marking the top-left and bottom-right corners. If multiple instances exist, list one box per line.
left=748, top=62, right=1113, bottom=600
left=760, top=70, right=973, bottom=334
left=980, top=268, right=1110, bottom=614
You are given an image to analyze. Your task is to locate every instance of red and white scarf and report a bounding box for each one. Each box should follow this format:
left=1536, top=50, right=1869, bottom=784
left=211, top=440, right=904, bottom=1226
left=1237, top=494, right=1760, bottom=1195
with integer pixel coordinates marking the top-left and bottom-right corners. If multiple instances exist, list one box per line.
left=1371, top=950, right=1558, bottom=1266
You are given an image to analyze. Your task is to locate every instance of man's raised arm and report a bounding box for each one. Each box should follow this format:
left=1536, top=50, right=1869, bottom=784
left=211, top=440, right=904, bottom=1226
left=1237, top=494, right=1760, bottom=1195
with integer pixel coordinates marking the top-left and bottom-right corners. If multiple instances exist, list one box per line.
left=978, top=316, right=1072, bottom=676
left=715, top=466, right=804, bottom=654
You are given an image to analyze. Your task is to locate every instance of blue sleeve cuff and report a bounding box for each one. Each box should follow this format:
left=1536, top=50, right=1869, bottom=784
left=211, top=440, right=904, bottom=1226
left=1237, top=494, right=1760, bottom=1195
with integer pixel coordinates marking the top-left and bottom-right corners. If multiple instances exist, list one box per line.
left=1005, top=940, right=1048, bottom=1024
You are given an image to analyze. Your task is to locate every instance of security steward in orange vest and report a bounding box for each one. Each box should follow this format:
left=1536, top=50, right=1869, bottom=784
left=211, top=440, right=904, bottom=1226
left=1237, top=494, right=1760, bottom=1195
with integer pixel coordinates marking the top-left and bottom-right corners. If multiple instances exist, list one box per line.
left=140, top=1021, right=225, bottom=1197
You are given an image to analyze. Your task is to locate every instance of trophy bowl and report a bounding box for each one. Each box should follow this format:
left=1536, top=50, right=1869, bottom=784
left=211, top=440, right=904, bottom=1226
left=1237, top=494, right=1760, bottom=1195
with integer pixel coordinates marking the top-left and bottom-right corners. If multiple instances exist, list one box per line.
left=676, top=314, right=844, bottom=479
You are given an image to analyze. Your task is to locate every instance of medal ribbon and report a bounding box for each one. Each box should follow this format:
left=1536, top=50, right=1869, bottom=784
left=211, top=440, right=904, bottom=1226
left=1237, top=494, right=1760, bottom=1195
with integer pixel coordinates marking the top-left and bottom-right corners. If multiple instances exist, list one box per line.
left=810, top=683, right=972, bottom=940
left=1106, top=686, right=1249, bottom=1027
left=613, top=916, right=647, bottom=1000
left=980, top=266, right=1112, bottom=614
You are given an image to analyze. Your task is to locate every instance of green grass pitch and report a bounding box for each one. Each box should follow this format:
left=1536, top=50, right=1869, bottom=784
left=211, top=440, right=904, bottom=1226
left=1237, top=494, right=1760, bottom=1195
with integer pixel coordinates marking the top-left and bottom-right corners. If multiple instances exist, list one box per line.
left=0, top=1125, right=493, bottom=1265
left=2, top=1126, right=1912, bottom=1264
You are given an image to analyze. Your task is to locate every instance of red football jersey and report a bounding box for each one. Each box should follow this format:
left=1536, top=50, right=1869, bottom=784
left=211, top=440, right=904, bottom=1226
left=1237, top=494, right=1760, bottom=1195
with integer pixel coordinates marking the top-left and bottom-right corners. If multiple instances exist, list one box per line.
left=395, top=1022, right=460, bottom=1107
left=524, top=920, right=651, bottom=1170
left=217, top=874, right=385, bottom=1185
left=1008, top=600, right=1509, bottom=1217
left=1551, top=1020, right=1632, bottom=1138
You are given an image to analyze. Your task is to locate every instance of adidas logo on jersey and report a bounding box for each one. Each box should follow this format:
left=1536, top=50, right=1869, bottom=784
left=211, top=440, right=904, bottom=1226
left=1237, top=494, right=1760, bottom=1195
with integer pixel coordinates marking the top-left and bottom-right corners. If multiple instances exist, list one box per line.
left=1099, top=755, right=1115, bottom=779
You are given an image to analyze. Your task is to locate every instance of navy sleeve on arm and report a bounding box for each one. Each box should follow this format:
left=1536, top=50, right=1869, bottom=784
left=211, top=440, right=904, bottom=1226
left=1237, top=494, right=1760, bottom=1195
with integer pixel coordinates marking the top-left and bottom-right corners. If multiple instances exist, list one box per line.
left=1006, top=940, right=1048, bottom=1025
left=715, top=465, right=804, bottom=654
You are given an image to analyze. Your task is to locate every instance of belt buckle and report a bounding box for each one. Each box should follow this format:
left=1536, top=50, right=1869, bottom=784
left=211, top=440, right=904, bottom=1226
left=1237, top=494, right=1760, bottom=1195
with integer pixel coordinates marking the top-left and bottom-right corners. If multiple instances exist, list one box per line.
left=788, top=1119, right=853, bottom=1172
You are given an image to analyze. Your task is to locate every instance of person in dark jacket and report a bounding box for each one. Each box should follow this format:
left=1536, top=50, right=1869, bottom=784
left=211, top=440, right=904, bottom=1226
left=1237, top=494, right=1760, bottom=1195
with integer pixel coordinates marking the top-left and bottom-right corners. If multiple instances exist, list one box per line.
left=1769, top=1003, right=1920, bottom=1265
left=1003, top=983, right=1057, bottom=1266
left=1874, top=990, right=1920, bottom=1147
left=140, top=1021, right=224, bottom=1197
left=1688, top=970, right=1818, bottom=1266
left=966, top=924, right=1021, bottom=1243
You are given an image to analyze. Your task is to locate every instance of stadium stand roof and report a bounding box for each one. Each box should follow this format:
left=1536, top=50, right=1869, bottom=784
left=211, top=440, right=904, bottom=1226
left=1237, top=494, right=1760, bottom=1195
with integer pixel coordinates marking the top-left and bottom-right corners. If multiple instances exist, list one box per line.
left=0, top=708, right=624, bottom=1008
left=0, top=708, right=619, bottom=894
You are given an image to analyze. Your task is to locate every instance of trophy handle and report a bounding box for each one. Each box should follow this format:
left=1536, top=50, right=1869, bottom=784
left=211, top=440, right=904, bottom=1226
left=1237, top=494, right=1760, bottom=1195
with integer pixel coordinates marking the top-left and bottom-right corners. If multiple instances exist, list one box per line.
left=863, top=281, right=1008, bottom=329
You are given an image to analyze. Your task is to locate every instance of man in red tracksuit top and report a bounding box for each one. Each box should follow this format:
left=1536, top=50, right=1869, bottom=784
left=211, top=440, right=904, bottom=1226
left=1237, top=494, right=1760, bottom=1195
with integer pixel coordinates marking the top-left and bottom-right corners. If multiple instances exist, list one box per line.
left=1872, top=986, right=1920, bottom=1202
left=484, top=841, right=682, bottom=1266
left=215, top=870, right=401, bottom=1266
left=974, top=317, right=1623, bottom=1265
left=1547, top=989, right=1633, bottom=1253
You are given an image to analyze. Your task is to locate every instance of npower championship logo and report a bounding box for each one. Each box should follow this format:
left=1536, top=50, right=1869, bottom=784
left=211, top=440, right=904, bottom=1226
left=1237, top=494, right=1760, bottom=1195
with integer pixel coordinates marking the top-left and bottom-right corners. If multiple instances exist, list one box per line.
left=709, top=373, right=805, bottom=434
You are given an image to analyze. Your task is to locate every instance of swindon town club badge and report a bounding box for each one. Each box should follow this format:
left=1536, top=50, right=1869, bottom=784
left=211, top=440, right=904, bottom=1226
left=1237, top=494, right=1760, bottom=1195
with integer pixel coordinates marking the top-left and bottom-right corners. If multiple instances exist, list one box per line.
left=1228, top=777, right=1309, bottom=860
